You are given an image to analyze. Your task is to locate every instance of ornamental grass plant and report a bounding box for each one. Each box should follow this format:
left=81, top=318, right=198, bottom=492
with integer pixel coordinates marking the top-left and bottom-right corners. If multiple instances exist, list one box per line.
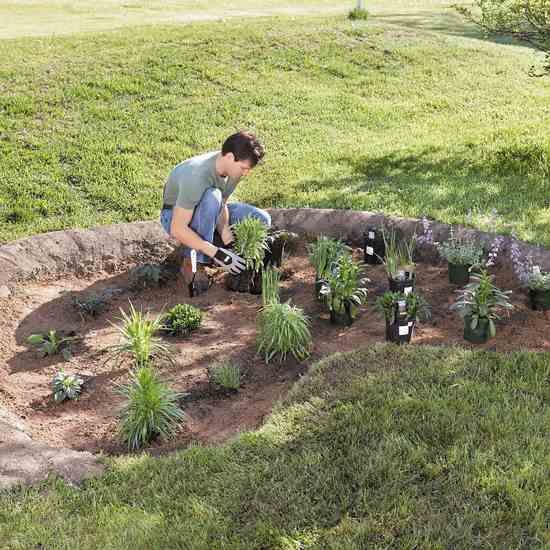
left=232, top=217, right=269, bottom=272
left=208, top=361, right=241, bottom=391
left=261, top=266, right=281, bottom=306
left=308, top=236, right=348, bottom=280
left=381, top=228, right=417, bottom=280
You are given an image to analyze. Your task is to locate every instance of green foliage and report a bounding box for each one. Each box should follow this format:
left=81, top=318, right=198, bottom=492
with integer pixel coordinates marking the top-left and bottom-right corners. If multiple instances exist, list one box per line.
left=232, top=217, right=269, bottom=272
left=261, top=266, right=281, bottom=306
left=526, top=268, right=550, bottom=290
left=128, top=264, right=163, bottom=290
left=452, top=269, right=514, bottom=337
left=163, top=304, right=203, bottom=337
left=375, top=291, right=431, bottom=322
left=307, top=236, right=348, bottom=279
left=348, top=7, right=369, bottom=20
left=381, top=228, right=416, bottom=279
left=208, top=361, right=241, bottom=391
left=72, top=292, right=109, bottom=319
left=109, top=302, right=173, bottom=368
left=319, top=252, right=368, bottom=315
left=27, top=330, right=76, bottom=360
left=257, top=301, right=311, bottom=363
left=52, top=371, right=84, bottom=403
left=437, top=227, right=484, bottom=266
left=117, top=366, right=185, bottom=451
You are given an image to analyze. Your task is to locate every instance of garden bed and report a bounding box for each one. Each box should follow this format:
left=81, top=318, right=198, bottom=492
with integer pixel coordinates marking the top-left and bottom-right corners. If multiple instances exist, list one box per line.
left=0, top=241, right=549, bottom=456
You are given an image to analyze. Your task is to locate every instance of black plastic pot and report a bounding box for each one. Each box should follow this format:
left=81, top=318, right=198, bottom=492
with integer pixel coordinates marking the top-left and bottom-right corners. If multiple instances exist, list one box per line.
left=330, top=303, right=354, bottom=326
left=386, top=318, right=415, bottom=344
left=388, top=273, right=415, bottom=294
left=363, top=227, right=385, bottom=265
left=529, top=288, right=550, bottom=311
left=463, top=316, right=490, bottom=344
left=448, top=263, right=470, bottom=286
left=315, top=278, right=324, bottom=300
left=225, top=269, right=261, bottom=294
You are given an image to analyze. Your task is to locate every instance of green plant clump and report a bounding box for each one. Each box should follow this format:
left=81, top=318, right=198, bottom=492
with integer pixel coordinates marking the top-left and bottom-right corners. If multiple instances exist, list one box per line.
left=261, top=266, right=281, bottom=306
left=208, top=361, right=241, bottom=391
left=375, top=291, right=431, bottom=322
left=117, top=366, right=185, bottom=451
left=526, top=268, right=550, bottom=291
left=232, top=217, right=269, bottom=272
left=109, top=302, right=173, bottom=368
left=52, top=371, right=84, bottom=403
left=348, top=7, right=369, bottom=20
left=129, top=264, right=164, bottom=290
left=308, top=236, right=348, bottom=280
left=163, top=304, right=203, bottom=336
left=438, top=227, right=484, bottom=266
left=27, top=330, right=77, bottom=360
left=451, top=269, right=514, bottom=337
left=381, top=228, right=416, bottom=280
left=257, top=301, right=311, bottom=363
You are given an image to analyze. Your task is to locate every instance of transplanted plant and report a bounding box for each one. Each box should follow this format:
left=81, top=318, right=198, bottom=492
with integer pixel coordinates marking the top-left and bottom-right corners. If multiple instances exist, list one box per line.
left=208, top=361, right=241, bottom=391
left=109, top=302, right=173, bottom=368
left=262, top=266, right=281, bottom=306
left=319, top=252, right=369, bottom=324
left=257, top=301, right=312, bottom=363
left=232, top=217, right=269, bottom=272
left=381, top=228, right=416, bottom=281
left=451, top=269, right=514, bottom=342
left=52, top=371, right=84, bottom=403
left=117, top=365, right=185, bottom=451
left=27, top=330, right=77, bottom=360
left=163, top=304, right=203, bottom=337
left=129, top=263, right=164, bottom=290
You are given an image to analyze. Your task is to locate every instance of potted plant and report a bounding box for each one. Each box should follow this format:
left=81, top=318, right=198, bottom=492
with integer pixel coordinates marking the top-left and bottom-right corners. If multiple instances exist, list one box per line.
left=225, top=217, right=269, bottom=294
left=437, top=227, right=483, bottom=286
left=308, top=236, right=348, bottom=299
left=319, top=252, right=369, bottom=326
left=375, top=291, right=431, bottom=343
left=451, top=269, right=514, bottom=343
left=265, top=230, right=299, bottom=268
left=525, top=267, right=550, bottom=311
left=381, top=229, right=417, bottom=294
left=363, top=226, right=385, bottom=265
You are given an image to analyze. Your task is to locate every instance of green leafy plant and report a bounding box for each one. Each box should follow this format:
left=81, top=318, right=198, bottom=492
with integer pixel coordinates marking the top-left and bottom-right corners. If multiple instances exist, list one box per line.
left=451, top=269, right=514, bottom=337
left=257, top=301, right=311, bottom=363
left=208, top=361, right=241, bottom=391
left=375, top=291, right=431, bottom=322
left=52, top=371, right=84, bottom=403
left=117, top=366, right=185, bottom=451
left=526, top=267, right=550, bottom=291
left=308, top=236, right=348, bottom=280
left=381, top=228, right=416, bottom=280
left=27, top=330, right=77, bottom=360
left=348, top=6, right=369, bottom=20
left=109, top=302, right=173, bottom=368
left=163, top=304, right=203, bottom=336
left=232, top=217, right=269, bottom=272
left=129, top=263, right=163, bottom=290
left=437, top=227, right=484, bottom=266
left=262, top=266, right=281, bottom=306
left=72, top=292, right=109, bottom=319
left=319, top=252, right=369, bottom=317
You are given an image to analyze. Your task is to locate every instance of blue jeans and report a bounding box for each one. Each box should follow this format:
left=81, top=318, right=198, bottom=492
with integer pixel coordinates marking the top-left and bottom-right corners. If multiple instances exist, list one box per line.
left=160, top=187, right=271, bottom=263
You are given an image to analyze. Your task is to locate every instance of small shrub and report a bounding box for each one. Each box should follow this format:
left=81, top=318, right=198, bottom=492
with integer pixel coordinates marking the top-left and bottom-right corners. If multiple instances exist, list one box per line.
left=109, top=302, right=173, bottom=368
left=27, top=330, right=77, bottom=360
left=208, top=361, right=241, bottom=391
left=52, top=371, right=84, bottom=403
left=163, top=304, right=203, bottom=336
left=117, top=366, right=185, bottom=451
left=257, top=301, right=311, bottom=363
left=262, top=267, right=281, bottom=306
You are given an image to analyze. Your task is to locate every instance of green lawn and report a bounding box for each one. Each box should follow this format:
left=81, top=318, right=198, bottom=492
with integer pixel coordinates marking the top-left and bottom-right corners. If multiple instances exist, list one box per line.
left=1, top=9, right=550, bottom=245
left=2, top=345, right=549, bottom=548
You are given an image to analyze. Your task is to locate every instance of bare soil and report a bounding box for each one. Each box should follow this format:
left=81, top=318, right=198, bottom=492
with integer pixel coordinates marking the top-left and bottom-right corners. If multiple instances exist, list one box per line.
left=1, top=244, right=548, bottom=456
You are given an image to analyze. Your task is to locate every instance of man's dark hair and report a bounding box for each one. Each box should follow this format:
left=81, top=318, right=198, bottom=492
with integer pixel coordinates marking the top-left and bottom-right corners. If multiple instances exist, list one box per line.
left=221, top=131, right=264, bottom=166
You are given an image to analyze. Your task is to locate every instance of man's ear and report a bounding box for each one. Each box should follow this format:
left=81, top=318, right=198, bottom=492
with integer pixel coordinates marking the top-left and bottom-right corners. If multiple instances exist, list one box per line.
left=224, top=152, right=235, bottom=163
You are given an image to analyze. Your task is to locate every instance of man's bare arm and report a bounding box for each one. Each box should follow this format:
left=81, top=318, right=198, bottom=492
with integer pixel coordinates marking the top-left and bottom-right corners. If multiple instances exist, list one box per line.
left=216, top=201, right=234, bottom=245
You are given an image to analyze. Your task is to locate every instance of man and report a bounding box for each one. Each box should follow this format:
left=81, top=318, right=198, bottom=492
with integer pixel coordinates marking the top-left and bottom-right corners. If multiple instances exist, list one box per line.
left=160, top=131, right=271, bottom=296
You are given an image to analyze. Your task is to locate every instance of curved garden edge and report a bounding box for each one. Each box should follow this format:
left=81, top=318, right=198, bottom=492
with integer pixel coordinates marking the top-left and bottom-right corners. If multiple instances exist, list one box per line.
left=1, top=208, right=549, bottom=489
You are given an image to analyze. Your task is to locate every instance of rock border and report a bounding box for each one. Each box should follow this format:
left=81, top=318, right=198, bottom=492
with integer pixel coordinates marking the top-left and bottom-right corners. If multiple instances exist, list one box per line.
left=1, top=208, right=549, bottom=489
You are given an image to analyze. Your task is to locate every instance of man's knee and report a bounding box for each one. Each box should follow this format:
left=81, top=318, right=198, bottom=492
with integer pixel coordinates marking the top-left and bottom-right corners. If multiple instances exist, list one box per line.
left=201, top=187, right=223, bottom=211
left=255, top=208, right=271, bottom=227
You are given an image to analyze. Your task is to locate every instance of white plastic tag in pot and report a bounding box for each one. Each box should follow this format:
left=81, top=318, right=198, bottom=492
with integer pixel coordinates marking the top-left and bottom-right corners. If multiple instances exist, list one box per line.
left=366, top=246, right=374, bottom=256
left=399, top=325, right=409, bottom=336
left=368, top=231, right=375, bottom=239
left=404, top=286, right=413, bottom=295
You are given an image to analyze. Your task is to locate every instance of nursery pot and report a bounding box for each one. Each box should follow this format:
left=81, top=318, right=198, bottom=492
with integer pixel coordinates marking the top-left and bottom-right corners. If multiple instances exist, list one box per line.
left=386, top=318, right=415, bottom=344
left=315, top=278, right=324, bottom=300
left=529, top=288, right=550, bottom=311
left=268, top=236, right=284, bottom=268
left=448, top=263, right=470, bottom=286
left=463, top=316, right=490, bottom=344
left=388, top=273, right=415, bottom=294
left=330, top=303, right=354, bottom=326
left=225, top=269, right=259, bottom=294
left=363, top=227, right=385, bottom=265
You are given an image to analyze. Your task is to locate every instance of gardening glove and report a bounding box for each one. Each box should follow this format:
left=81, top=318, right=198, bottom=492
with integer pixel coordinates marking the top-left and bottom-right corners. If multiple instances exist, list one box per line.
left=213, top=247, right=246, bottom=275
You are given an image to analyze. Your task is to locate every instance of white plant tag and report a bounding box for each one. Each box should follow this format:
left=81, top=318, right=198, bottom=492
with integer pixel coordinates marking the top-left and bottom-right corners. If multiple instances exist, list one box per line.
left=368, top=231, right=375, bottom=239
left=399, top=325, right=409, bottom=336
left=404, top=286, right=413, bottom=295
left=366, top=246, right=374, bottom=255
left=533, top=265, right=541, bottom=275
left=190, top=249, right=197, bottom=274
left=408, top=321, right=413, bottom=327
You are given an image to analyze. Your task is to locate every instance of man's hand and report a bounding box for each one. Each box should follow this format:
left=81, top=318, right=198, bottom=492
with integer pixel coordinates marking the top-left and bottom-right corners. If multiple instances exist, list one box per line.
left=213, top=247, right=246, bottom=274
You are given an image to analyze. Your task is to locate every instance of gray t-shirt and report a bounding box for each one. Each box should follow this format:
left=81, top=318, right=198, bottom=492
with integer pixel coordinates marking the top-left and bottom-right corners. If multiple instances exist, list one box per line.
left=162, top=151, right=240, bottom=210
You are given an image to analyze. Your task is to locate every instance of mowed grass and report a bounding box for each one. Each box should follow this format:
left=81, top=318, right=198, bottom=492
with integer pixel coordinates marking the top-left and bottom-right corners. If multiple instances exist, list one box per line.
left=1, top=14, right=550, bottom=245
left=1, top=345, right=549, bottom=548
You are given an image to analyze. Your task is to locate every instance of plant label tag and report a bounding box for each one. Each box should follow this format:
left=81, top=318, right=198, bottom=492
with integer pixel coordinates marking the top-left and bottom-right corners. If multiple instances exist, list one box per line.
left=190, top=249, right=197, bottom=274
left=366, top=246, right=374, bottom=255
left=408, top=321, right=413, bottom=327
left=368, top=231, right=375, bottom=239
left=399, top=325, right=409, bottom=336
left=404, top=286, right=412, bottom=295
left=533, top=265, right=541, bottom=275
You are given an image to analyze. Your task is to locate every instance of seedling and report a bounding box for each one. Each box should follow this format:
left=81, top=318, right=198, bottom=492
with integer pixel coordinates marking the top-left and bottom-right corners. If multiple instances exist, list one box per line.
left=27, top=330, right=77, bottom=360
left=208, top=361, right=241, bottom=391
left=52, top=371, right=84, bottom=403
left=163, top=304, right=203, bottom=337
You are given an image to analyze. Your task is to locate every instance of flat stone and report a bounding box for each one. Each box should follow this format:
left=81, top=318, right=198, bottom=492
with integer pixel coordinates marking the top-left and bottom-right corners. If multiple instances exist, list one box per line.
left=0, top=285, right=10, bottom=298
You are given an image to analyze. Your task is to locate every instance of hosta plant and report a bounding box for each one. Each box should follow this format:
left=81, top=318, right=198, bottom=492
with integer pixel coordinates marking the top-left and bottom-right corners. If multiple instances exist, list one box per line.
left=208, top=361, right=241, bottom=391
left=257, top=301, right=311, bottom=363
left=27, top=330, right=77, bottom=360
left=163, top=304, right=203, bottom=337
left=117, top=366, right=185, bottom=451
left=262, top=266, right=281, bottom=306
left=451, top=269, right=514, bottom=341
left=52, top=371, right=84, bottom=403
left=109, top=302, right=173, bottom=368
left=232, top=217, right=269, bottom=272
